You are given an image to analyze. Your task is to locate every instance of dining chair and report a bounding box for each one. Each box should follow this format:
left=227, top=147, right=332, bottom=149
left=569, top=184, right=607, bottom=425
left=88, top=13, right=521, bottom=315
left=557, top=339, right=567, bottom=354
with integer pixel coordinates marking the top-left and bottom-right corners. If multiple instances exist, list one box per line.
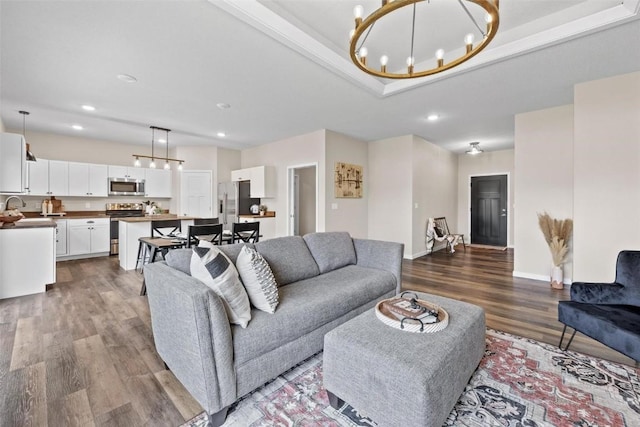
left=194, top=218, right=219, bottom=225
left=151, top=219, right=182, bottom=237
left=231, top=221, right=260, bottom=243
left=187, top=223, right=223, bottom=247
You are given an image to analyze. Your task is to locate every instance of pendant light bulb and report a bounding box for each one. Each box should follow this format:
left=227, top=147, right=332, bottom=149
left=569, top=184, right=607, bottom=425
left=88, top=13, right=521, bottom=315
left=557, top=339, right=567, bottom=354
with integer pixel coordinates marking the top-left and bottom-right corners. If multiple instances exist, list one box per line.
left=149, top=159, right=156, bottom=169
left=164, top=161, right=170, bottom=170
left=134, top=157, right=141, bottom=167
left=178, top=162, right=183, bottom=171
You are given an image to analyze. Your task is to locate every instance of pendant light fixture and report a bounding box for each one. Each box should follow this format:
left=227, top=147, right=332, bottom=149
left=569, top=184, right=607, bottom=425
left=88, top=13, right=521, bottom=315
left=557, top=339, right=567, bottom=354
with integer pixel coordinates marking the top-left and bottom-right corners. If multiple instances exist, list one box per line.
left=132, top=126, right=184, bottom=169
left=19, top=111, right=37, bottom=162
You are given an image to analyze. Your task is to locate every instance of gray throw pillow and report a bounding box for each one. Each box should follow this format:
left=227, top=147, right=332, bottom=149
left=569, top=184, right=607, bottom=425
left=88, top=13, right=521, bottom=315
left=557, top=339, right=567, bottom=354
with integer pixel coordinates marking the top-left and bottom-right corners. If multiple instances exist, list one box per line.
left=190, top=241, right=251, bottom=328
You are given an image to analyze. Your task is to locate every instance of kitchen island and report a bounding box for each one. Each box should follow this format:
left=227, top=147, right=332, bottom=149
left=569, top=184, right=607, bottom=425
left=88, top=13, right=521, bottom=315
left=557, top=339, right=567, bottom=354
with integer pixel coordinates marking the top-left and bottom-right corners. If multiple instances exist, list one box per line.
left=0, top=218, right=56, bottom=299
left=118, top=215, right=198, bottom=271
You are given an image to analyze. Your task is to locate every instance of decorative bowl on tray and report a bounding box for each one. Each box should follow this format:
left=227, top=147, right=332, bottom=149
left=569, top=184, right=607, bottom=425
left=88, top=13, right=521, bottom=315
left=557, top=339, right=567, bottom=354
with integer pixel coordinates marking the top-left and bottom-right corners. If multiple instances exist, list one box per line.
left=375, top=293, right=449, bottom=333
left=0, top=214, right=24, bottom=225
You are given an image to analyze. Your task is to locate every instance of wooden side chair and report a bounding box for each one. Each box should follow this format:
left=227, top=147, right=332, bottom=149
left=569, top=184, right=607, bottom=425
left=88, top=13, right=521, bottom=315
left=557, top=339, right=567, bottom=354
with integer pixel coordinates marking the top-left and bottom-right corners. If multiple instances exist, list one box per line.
left=427, top=217, right=465, bottom=254
left=187, top=224, right=223, bottom=247
left=231, top=221, right=260, bottom=243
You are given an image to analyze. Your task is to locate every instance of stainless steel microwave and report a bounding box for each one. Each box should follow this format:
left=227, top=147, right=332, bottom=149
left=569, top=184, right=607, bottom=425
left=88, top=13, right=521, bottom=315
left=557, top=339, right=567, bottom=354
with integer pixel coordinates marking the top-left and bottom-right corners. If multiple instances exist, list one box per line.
left=108, top=177, right=145, bottom=196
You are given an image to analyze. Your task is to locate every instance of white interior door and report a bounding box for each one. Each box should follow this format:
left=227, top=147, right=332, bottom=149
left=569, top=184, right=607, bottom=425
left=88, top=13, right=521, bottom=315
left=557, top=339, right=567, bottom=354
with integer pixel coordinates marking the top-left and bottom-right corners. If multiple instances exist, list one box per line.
left=180, top=170, right=212, bottom=217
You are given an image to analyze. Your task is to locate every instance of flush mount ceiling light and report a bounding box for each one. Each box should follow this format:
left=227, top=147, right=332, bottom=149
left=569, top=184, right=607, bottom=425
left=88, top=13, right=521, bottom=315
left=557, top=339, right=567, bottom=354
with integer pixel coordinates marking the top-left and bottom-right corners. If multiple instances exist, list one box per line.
left=132, top=126, right=185, bottom=170
left=465, top=142, right=483, bottom=155
left=117, top=74, right=138, bottom=83
left=19, top=111, right=37, bottom=162
left=350, top=0, right=500, bottom=79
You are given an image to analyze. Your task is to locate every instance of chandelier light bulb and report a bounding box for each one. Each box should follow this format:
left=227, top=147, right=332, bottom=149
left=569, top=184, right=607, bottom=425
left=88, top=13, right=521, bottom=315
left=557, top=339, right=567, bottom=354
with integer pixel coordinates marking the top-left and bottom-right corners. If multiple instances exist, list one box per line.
left=485, top=13, right=493, bottom=23
left=359, top=47, right=368, bottom=58
left=349, top=29, right=355, bottom=40
left=465, top=33, right=474, bottom=45
left=380, top=55, right=388, bottom=66
left=354, top=5, right=364, bottom=19
left=435, top=49, right=444, bottom=60
left=406, top=56, right=414, bottom=66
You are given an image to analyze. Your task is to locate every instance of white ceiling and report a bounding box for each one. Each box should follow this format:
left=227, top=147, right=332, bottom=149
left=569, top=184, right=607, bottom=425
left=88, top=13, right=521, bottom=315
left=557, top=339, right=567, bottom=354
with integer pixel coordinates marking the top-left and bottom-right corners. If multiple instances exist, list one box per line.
left=1, top=0, right=639, bottom=154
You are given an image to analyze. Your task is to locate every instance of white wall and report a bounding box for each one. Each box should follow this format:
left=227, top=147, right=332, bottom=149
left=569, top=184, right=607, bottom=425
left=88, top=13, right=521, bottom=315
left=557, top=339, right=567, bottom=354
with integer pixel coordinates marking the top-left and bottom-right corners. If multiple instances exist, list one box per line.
left=368, top=135, right=414, bottom=257
left=412, top=135, right=458, bottom=257
left=241, top=130, right=326, bottom=237
left=324, top=130, right=369, bottom=238
left=457, top=149, right=515, bottom=247
left=573, top=72, right=640, bottom=281
left=514, top=105, right=574, bottom=283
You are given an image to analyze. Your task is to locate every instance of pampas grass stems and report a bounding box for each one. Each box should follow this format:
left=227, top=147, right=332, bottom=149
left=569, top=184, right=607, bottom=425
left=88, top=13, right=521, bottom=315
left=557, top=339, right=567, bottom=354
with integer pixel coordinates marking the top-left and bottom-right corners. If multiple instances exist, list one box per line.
left=538, top=212, right=573, bottom=266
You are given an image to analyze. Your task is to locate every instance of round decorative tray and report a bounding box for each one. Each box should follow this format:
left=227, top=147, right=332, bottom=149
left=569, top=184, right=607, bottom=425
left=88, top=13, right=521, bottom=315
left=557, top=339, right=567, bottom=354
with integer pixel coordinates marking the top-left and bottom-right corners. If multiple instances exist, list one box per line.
left=375, top=294, right=449, bottom=334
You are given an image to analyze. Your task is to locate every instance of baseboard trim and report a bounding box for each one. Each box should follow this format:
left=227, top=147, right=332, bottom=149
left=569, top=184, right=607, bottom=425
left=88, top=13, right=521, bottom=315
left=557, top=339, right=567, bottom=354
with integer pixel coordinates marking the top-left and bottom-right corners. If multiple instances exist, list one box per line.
left=405, top=250, right=428, bottom=260
left=512, top=271, right=572, bottom=285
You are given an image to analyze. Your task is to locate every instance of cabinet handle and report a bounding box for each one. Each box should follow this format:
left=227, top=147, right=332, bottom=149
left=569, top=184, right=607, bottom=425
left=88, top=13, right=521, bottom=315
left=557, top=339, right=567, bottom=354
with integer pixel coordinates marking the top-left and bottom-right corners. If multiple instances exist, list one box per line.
left=87, top=221, right=95, bottom=224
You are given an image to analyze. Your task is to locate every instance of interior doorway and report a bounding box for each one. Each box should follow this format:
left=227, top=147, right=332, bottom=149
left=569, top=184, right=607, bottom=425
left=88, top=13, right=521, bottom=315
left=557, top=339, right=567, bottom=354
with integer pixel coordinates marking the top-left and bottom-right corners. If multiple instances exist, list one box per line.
left=470, top=174, right=508, bottom=246
left=287, top=164, right=318, bottom=236
left=179, top=170, right=212, bottom=218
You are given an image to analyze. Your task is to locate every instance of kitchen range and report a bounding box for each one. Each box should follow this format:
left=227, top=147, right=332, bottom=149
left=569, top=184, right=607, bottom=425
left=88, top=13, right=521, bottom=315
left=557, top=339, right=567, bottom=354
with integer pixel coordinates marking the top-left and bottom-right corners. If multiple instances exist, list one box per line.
left=106, top=203, right=145, bottom=255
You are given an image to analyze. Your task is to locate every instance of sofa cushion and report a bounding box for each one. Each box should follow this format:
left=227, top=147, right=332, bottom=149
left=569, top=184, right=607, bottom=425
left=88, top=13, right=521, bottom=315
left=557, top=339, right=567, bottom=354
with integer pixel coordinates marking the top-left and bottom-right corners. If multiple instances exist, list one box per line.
left=232, top=265, right=396, bottom=366
left=236, top=245, right=279, bottom=313
left=254, top=236, right=320, bottom=286
left=165, top=248, right=192, bottom=275
left=303, top=232, right=356, bottom=274
left=190, top=241, right=251, bottom=328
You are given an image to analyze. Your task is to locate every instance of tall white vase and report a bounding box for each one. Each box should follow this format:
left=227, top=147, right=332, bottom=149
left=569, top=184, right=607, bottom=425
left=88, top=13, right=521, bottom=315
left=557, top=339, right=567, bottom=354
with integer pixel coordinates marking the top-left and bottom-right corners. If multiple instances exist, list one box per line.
left=551, top=265, right=564, bottom=289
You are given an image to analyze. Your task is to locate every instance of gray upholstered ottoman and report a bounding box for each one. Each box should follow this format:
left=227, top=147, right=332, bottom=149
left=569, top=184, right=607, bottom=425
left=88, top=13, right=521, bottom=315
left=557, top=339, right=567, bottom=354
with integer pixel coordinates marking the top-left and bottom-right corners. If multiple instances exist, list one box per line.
left=323, top=292, right=485, bottom=427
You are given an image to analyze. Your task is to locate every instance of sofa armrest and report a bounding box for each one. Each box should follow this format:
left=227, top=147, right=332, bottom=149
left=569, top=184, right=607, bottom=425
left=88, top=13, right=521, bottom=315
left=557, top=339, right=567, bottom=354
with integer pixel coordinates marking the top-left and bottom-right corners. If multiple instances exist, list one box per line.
left=570, top=281, right=626, bottom=304
left=144, top=262, right=236, bottom=414
left=353, top=238, right=404, bottom=294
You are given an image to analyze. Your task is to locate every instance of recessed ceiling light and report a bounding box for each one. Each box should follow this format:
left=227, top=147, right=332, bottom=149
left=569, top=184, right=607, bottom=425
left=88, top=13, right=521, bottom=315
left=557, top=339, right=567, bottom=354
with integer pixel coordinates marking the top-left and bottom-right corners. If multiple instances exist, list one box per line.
left=157, top=138, right=166, bottom=143
left=72, top=124, right=83, bottom=130
left=217, top=132, right=226, bottom=137
left=117, top=74, right=137, bottom=83
left=81, top=105, right=96, bottom=111
left=216, top=103, right=231, bottom=110
left=427, top=114, right=439, bottom=121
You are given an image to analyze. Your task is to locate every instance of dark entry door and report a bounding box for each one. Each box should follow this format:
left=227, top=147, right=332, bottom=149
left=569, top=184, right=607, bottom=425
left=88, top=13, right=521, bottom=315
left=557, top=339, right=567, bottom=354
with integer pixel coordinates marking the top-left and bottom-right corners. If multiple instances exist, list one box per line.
left=471, top=175, right=507, bottom=246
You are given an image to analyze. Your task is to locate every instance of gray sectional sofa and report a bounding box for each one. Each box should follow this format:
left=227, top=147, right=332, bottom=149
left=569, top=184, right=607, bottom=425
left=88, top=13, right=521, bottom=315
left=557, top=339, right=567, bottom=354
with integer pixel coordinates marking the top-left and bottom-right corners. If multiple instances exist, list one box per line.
left=143, top=232, right=403, bottom=426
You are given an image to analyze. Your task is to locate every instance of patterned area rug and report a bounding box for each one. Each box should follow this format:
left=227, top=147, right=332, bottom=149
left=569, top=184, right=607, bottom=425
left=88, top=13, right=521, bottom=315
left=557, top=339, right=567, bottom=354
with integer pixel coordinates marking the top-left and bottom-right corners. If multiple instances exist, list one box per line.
left=181, top=329, right=640, bottom=427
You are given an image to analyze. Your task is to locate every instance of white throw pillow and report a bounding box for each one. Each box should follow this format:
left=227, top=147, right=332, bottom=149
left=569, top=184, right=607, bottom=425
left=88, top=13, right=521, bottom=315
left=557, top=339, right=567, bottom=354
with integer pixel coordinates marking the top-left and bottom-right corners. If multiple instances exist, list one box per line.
left=190, top=241, right=251, bottom=328
left=236, top=245, right=279, bottom=314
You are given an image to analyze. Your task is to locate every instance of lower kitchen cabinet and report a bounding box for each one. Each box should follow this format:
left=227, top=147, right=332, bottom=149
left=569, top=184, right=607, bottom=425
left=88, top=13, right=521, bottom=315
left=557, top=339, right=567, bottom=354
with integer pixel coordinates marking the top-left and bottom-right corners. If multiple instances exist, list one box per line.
left=68, top=218, right=110, bottom=256
left=55, top=219, right=67, bottom=256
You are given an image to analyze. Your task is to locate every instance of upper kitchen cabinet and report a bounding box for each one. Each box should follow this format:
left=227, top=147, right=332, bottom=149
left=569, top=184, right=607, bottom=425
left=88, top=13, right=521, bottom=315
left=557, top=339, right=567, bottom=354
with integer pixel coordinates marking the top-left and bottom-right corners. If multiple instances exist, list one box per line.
left=144, top=168, right=172, bottom=198
left=0, top=133, right=27, bottom=194
left=108, top=165, right=145, bottom=181
left=27, top=159, right=69, bottom=196
left=68, top=162, right=108, bottom=197
left=231, top=165, right=275, bottom=198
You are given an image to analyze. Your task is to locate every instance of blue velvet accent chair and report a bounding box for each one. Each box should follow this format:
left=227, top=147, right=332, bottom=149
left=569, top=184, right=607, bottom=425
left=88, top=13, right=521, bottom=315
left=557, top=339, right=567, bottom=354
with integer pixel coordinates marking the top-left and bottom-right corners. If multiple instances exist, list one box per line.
left=558, top=250, right=640, bottom=362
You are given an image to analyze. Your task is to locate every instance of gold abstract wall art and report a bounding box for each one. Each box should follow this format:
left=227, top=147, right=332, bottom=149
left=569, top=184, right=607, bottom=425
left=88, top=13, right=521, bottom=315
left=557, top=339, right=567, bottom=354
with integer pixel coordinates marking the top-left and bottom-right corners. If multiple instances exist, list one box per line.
left=334, top=162, right=363, bottom=198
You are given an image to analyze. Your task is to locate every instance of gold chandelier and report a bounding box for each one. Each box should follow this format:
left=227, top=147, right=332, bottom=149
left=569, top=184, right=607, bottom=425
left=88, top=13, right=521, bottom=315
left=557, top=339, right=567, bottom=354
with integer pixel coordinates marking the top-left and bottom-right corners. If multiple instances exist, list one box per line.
left=349, top=0, right=500, bottom=79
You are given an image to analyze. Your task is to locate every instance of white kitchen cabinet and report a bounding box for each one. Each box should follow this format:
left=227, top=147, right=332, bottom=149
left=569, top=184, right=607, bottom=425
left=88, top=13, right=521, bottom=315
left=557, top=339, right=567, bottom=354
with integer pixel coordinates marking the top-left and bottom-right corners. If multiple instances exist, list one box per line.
left=230, top=165, right=275, bottom=198
left=0, top=225, right=56, bottom=299
left=0, top=132, right=27, bottom=194
left=238, top=216, right=276, bottom=240
left=108, top=165, right=145, bottom=180
left=68, top=218, right=110, bottom=255
left=27, top=159, right=69, bottom=196
left=68, top=162, right=108, bottom=196
left=55, top=219, right=68, bottom=256
left=144, top=168, right=172, bottom=198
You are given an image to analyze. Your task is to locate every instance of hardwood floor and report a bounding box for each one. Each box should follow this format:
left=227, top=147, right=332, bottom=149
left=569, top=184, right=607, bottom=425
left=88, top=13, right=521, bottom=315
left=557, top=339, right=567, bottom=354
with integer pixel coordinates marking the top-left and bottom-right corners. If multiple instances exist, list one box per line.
left=0, top=247, right=634, bottom=426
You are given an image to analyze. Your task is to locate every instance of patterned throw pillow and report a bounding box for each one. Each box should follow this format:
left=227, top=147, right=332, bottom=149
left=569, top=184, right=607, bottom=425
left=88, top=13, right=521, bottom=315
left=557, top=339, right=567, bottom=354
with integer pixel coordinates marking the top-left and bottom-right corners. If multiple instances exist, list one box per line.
left=190, top=241, right=251, bottom=328
left=236, top=245, right=279, bottom=314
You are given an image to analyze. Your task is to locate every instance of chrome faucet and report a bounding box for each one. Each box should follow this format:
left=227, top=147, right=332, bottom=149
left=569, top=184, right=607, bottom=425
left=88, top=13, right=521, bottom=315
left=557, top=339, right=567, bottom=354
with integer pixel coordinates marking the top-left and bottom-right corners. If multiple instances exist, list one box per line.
left=5, top=196, right=26, bottom=210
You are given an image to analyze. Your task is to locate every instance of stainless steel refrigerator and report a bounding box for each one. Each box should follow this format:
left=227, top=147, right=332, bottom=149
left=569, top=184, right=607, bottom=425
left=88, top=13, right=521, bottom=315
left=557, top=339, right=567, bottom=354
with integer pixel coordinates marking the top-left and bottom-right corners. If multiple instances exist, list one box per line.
left=218, top=181, right=260, bottom=229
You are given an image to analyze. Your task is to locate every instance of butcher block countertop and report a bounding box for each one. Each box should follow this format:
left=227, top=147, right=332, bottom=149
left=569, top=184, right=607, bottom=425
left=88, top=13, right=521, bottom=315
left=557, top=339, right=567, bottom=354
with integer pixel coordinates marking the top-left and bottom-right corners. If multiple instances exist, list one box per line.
left=118, top=214, right=200, bottom=223
left=0, top=218, right=57, bottom=230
